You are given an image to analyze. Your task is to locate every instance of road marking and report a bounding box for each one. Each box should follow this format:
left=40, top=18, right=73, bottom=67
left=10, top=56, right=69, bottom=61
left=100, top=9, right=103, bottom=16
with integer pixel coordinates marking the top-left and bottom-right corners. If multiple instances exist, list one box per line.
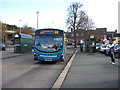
left=51, top=50, right=77, bottom=89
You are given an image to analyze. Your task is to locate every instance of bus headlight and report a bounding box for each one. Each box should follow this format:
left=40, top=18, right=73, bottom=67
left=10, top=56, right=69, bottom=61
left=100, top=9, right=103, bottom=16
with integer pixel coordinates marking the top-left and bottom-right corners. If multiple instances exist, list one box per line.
left=58, top=53, right=64, bottom=59
left=58, top=53, right=63, bottom=56
left=33, top=53, right=39, bottom=56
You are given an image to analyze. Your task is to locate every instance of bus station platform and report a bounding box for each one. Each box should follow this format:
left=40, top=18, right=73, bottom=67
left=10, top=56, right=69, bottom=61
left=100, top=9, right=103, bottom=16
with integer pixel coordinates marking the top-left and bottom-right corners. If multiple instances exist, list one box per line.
left=61, top=49, right=119, bottom=89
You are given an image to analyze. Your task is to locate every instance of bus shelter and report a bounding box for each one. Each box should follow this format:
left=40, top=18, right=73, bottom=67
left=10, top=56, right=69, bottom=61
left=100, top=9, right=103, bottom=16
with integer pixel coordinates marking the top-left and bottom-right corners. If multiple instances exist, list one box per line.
left=14, top=33, right=32, bottom=53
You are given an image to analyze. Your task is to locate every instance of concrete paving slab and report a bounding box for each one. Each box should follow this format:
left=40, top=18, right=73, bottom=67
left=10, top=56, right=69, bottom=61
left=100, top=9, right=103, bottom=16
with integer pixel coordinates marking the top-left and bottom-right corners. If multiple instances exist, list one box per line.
left=61, top=51, right=118, bottom=88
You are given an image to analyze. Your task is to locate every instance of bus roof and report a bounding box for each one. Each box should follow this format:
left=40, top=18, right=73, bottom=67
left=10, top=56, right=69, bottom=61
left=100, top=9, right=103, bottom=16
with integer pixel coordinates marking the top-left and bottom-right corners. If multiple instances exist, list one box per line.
left=14, top=33, right=32, bottom=39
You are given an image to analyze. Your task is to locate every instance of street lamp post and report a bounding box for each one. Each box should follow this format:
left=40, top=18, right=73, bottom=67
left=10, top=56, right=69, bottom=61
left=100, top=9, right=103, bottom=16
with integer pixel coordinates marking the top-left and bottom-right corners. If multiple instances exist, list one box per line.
left=20, top=20, right=21, bottom=33
left=37, top=11, right=39, bottom=30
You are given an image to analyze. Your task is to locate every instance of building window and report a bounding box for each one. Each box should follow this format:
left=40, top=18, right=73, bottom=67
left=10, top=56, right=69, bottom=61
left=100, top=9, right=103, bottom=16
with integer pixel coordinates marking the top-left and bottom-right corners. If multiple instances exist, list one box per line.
left=76, top=33, right=78, bottom=37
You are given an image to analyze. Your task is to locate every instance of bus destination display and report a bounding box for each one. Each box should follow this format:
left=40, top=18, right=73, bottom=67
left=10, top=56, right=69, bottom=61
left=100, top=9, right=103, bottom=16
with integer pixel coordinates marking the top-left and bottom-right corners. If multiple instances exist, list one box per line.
left=40, top=30, right=59, bottom=34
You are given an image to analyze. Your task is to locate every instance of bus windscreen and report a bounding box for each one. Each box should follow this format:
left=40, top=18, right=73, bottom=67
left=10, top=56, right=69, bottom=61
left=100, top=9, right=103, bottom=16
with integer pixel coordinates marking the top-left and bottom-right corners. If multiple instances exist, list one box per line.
left=35, top=30, right=63, bottom=53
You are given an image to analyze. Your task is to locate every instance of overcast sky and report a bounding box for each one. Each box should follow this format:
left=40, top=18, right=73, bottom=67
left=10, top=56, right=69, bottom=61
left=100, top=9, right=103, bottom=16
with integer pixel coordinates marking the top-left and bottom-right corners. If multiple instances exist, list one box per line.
left=0, top=0, right=119, bottom=32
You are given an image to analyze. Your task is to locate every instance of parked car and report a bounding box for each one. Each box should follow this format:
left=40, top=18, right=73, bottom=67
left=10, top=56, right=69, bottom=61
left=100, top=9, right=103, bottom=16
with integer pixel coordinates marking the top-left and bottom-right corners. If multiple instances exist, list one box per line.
left=77, top=43, right=81, bottom=45
left=114, top=47, right=120, bottom=58
left=87, top=44, right=96, bottom=53
left=96, top=43, right=101, bottom=51
left=0, top=44, right=6, bottom=51
left=105, top=48, right=111, bottom=56
left=100, top=44, right=110, bottom=53
left=106, top=43, right=119, bottom=56
left=67, top=42, right=72, bottom=45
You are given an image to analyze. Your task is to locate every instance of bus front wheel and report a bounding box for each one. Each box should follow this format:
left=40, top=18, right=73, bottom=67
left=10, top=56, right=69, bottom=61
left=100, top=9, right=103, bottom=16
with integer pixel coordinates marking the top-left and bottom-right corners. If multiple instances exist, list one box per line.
left=60, top=59, right=64, bottom=62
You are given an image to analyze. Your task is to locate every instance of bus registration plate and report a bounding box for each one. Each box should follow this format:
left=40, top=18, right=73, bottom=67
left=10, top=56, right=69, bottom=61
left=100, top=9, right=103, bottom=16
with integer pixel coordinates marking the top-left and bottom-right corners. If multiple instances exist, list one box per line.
left=44, top=58, right=52, bottom=61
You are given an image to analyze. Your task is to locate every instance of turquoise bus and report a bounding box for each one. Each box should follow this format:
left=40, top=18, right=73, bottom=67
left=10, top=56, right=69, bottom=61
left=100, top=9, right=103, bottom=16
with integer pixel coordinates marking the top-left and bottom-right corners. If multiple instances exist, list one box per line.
left=33, top=28, right=67, bottom=63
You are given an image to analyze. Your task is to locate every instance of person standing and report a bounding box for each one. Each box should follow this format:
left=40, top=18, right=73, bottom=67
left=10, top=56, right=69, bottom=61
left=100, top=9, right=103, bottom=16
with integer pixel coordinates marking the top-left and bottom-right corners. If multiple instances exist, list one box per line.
left=80, top=44, right=83, bottom=52
left=110, top=47, right=115, bottom=64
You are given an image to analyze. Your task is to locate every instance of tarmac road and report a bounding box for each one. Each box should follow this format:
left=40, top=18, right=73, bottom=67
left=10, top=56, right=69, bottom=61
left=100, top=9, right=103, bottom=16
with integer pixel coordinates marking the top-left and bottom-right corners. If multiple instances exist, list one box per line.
left=2, top=48, right=75, bottom=88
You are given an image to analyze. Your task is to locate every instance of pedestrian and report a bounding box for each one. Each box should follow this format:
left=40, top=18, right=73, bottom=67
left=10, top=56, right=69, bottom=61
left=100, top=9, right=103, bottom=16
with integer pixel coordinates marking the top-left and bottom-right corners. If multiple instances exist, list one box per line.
left=110, top=47, right=115, bottom=64
left=80, top=44, right=83, bottom=52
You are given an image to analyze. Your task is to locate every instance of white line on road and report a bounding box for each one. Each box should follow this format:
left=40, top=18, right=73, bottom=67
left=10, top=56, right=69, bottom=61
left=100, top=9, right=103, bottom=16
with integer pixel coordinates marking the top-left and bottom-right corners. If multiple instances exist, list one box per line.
left=51, top=50, right=77, bottom=89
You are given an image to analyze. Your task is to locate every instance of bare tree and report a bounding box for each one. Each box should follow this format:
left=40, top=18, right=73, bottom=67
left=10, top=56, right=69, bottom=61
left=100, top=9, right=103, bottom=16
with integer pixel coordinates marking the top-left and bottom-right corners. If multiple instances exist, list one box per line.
left=83, top=16, right=95, bottom=30
left=83, top=16, right=95, bottom=54
left=66, top=2, right=83, bottom=48
left=76, top=11, right=88, bottom=30
left=66, top=2, right=95, bottom=48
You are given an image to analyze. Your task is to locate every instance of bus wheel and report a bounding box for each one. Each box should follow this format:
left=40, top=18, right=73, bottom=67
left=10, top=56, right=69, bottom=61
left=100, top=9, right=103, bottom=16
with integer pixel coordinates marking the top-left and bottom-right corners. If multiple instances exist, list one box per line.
left=52, top=61, right=57, bottom=64
left=60, top=59, right=64, bottom=62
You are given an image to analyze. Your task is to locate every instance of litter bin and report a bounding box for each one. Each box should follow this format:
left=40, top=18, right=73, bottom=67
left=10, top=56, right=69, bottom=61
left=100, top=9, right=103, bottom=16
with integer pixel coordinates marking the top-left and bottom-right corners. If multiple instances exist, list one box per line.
left=14, top=33, right=32, bottom=53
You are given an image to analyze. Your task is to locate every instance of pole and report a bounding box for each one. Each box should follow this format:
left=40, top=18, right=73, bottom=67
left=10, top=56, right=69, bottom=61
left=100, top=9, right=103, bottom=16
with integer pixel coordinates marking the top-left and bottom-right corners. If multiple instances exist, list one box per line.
left=87, top=30, right=93, bottom=55
left=37, top=11, right=39, bottom=30
left=20, top=20, right=21, bottom=33
left=74, top=29, right=77, bottom=48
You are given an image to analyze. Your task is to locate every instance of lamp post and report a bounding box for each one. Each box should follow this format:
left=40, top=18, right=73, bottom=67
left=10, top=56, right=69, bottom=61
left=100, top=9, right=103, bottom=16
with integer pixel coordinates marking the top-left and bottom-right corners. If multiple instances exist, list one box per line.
left=37, top=11, right=39, bottom=30
left=20, top=20, right=21, bottom=33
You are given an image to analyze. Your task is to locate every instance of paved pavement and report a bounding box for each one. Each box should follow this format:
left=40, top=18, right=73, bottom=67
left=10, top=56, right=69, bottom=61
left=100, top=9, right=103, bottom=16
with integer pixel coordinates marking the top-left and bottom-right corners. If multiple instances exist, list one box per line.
left=0, top=48, right=33, bottom=59
left=61, top=49, right=119, bottom=88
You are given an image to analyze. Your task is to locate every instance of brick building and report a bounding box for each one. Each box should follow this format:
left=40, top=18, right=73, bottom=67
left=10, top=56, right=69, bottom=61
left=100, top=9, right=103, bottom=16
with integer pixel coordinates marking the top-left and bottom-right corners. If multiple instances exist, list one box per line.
left=66, top=28, right=117, bottom=44
left=67, top=29, right=86, bottom=44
